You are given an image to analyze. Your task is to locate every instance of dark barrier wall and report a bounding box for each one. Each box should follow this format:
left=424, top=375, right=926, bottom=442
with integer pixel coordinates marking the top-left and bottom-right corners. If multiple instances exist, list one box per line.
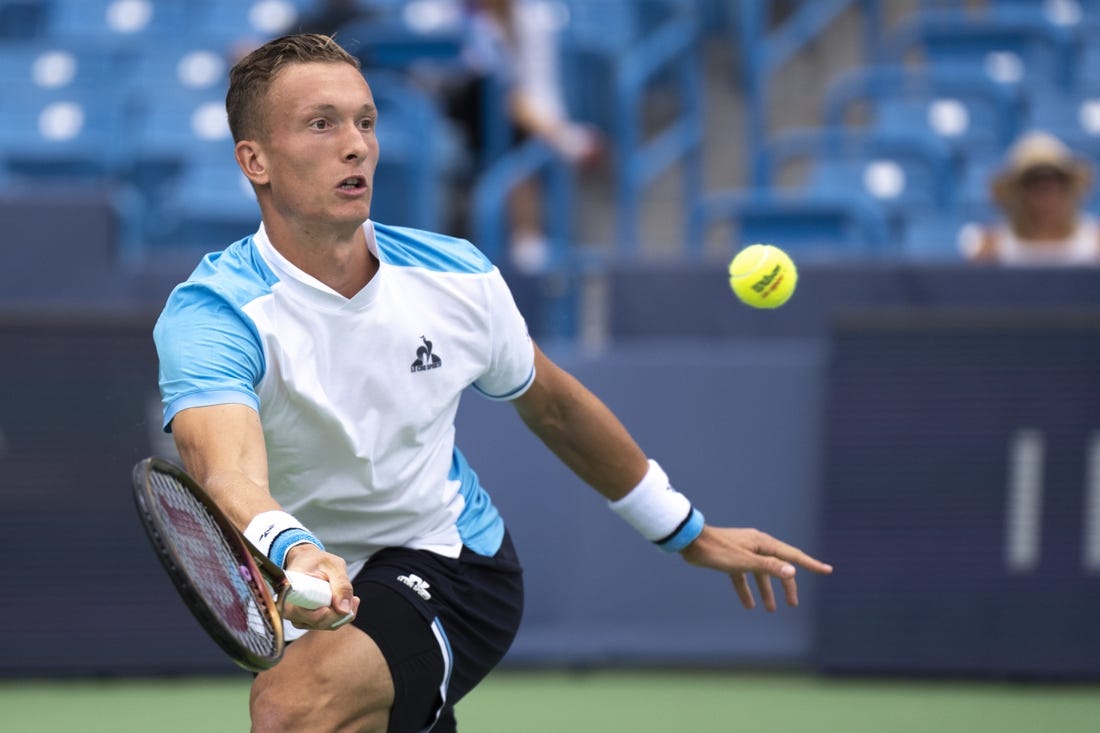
left=817, top=313, right=1100, bottom=678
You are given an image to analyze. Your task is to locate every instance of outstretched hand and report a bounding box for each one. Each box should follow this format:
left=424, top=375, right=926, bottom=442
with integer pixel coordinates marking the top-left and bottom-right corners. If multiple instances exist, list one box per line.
left=679, top=526, right=833, bottom=611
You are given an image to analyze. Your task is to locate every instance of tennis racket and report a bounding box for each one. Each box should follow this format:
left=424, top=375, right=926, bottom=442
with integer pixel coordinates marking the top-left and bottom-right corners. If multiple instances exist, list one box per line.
left=132, top=457, right=334, bottom=672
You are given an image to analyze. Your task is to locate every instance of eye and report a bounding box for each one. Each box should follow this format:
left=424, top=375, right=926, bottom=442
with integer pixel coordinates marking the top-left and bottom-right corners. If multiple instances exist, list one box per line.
left=309, top=118, right=330, bottom=130
left=358, top=117, right=376, bottom=131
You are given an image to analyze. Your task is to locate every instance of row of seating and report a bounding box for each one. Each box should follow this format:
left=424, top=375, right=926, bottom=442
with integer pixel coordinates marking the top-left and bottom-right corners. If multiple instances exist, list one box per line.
left=0, top=0, right=703, bottom=264
left=712, top=0, right=1100, bottom=259
left=10, top=0, right=1100, bottom=263
left=0, top=0, right=315, bottom=43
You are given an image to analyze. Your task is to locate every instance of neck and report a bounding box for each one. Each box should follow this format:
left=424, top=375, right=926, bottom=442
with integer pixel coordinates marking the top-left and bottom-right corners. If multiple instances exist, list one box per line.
left=1012, top=213, right=1078, bottom=241
left=263, top=216, right=378, bottom=298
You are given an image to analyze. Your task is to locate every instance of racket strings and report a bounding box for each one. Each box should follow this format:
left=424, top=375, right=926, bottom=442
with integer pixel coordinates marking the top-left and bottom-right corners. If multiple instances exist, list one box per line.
left=148, top=472, right=279, bottom=657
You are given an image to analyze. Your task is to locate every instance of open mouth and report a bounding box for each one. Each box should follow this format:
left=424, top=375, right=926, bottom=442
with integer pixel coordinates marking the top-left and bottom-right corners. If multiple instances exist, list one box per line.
left=338, top=176, right=366, bottom=191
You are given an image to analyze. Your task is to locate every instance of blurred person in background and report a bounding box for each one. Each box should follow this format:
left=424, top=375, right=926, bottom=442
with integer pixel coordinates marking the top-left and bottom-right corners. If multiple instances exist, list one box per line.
left=440, top=0, right=603, bottom=273
left=960, top=130, right=1100, bottom=266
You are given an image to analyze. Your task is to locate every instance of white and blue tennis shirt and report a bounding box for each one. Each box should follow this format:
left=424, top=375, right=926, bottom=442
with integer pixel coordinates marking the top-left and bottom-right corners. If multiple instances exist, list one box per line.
left=154, top=221, right=535, bottom=576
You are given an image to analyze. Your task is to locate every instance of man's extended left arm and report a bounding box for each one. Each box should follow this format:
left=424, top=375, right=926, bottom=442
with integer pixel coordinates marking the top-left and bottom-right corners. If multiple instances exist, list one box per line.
left=511, top=342, right=833, bottom=611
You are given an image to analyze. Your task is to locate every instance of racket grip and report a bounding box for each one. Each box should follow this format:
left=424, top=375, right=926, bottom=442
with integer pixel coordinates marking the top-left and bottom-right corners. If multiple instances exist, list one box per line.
left=283, top=571, right=333, bottom=610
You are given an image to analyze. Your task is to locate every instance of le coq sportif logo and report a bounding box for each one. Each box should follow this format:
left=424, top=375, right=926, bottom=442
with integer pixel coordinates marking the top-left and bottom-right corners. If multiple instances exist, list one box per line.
left=410, top=336, right=442, bottom=373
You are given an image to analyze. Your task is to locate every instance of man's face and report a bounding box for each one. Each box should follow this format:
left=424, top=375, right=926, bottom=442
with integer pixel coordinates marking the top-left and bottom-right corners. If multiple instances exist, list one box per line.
left=248, top=61, right=379, bottom=231
left=1019, top=166, right=1075, bottom=222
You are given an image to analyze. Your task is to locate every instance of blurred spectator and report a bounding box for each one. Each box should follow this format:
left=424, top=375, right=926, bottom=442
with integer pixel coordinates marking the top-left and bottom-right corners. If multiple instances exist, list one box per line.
left=959, top=131, right=1100, bottom=266
left=441, top=0, right=603, bottom=273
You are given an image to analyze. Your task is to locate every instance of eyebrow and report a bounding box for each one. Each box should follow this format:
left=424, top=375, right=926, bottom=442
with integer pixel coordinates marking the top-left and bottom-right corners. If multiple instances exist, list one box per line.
left=301, top=102, right=377, bottom=117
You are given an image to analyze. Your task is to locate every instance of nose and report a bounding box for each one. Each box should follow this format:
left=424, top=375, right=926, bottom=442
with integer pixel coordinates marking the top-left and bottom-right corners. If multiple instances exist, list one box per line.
left=342, top=124, right=370, bottom=162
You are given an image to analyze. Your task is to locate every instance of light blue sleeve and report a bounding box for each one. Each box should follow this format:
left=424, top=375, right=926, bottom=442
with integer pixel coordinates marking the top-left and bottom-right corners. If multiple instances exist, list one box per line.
left=153, top=282, right=265, bottom=431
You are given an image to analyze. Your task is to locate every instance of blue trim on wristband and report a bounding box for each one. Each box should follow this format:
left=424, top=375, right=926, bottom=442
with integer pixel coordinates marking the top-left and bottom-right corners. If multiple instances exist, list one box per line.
left=656, top=508, right=705, bottom=553
left=269, top=528, right=325, bottom=568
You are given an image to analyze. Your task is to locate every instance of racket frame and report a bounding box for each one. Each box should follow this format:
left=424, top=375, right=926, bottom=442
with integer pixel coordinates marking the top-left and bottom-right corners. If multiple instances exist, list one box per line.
left=133, top=457, right=290, bottom=672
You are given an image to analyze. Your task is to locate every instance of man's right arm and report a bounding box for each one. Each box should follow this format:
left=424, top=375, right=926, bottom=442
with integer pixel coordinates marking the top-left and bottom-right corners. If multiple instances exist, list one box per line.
left=170, top=403, right=358, bottom=627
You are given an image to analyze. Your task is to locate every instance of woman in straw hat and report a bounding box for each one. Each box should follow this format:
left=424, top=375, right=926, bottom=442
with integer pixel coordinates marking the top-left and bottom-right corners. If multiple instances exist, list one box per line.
left=961, top=130, right=1100, bottom=265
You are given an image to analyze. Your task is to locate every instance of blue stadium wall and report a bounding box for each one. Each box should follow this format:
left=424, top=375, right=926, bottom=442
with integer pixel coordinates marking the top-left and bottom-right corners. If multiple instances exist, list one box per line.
left=2, top=200, right=1100, bottom=679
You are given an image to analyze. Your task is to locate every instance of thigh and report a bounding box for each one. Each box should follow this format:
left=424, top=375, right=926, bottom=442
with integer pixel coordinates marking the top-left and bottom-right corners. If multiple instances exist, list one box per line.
left=250, top=623, right=393, bottom=733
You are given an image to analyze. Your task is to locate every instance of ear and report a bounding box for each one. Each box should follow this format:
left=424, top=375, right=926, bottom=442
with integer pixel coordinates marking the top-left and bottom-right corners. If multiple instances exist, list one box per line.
left=236, top=140, right=269, bottom=186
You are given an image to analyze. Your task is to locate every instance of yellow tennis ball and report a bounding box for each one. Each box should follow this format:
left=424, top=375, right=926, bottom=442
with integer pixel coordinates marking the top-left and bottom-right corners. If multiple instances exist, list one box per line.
left=728, top=244, right=798, bottom=309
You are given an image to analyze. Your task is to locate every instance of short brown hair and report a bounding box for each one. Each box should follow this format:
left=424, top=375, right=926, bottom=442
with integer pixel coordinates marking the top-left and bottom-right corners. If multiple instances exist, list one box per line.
left=226, top=33, right=361, bottom=142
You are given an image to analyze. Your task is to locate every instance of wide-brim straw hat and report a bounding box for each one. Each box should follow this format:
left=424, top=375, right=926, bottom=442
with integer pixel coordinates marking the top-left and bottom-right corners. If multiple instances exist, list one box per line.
left=992, top=130, right=1092, bottom=204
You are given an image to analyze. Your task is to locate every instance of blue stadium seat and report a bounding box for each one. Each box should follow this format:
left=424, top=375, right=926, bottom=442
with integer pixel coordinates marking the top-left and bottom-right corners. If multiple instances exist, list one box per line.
left=46, top=0, right=193, bottom=44
left=368, top=70, right=448, bottom=231
left=335, top=5, right=464, bottom=70
left=896, top=210, right=969, bottom=261
left=760, top=127, right=959, bottom=255
left=766, top=127, right=957, bottom=210
left=190, top=0, right=303, bottom=46
left=823, top=65, right=1024, bottom=162
left=697, top=188, right=891, bottom=255
left=0, top=83, right=129, bottom=183
left=0, top=0, right=48, bottom=39
left=127, top=45, right=233, bottom=195
left=147, top=156, right=260, bottom=251
left=884, top=7, right=1082, bottom=91
left=0, top=39, right=131, bottom=90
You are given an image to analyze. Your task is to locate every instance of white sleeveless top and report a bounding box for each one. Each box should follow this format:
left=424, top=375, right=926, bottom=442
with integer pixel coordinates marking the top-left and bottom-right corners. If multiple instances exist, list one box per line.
left=989, top=215, right=1100, bottom=266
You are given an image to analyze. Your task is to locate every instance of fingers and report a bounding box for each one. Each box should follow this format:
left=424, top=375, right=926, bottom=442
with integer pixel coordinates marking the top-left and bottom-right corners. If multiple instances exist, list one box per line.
left=283, top=545, right=360, bottom=630
left=782, top=576, right=798, bottom=607
left=758, top=535, right=834, bottom=575
left=730, top=573, right=755, bottom=610
left=287, top=592, right=360, bottom=631
left=753, top=572, right=778, bottom=612
left=685, top=526, right=831, bottom=611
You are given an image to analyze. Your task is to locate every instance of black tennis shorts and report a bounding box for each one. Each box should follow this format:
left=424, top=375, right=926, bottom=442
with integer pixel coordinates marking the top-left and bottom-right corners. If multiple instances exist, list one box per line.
left=351, top=531, right=524, bottom=733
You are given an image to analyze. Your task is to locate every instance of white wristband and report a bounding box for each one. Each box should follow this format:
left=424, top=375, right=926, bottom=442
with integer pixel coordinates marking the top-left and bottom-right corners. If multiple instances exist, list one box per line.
left=609, top=460, right=705, bottom=552
left=244, top=510, right=324, bottom=569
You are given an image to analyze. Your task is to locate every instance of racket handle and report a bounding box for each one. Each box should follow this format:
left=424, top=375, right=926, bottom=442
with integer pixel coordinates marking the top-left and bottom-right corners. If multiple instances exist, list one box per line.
left=283, top=571, right=333, bottom=610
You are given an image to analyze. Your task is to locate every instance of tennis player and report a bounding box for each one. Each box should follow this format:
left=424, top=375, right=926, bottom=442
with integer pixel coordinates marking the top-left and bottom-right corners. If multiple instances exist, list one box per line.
left=153, top=33, right=832, bottom=733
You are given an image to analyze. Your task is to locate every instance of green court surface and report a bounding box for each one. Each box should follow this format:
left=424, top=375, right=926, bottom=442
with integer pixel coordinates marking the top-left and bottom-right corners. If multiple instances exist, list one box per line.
left=3, top=670, right=1098, bottom=732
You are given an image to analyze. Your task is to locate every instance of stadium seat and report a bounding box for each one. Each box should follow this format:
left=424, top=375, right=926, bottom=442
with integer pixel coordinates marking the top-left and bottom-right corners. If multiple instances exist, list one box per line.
left=896, top=210, right=969, bottom=261
left=884, top=7, right=1082, bottom=91
left=0, top=83, right=130, bottom=183
left=0, top=0, right=48, bottom=39
left=367, top=70, right=448, bottom=231
left=696, top=188, right=892, bottom=255
left=147, top=156, right=260, bottom=251
left=758, top=127, right=959, bottom=255
left=335, top=4, right=464, bottom=70
left=822, top=65, right=1024, bottom=162
left=190, top=0, right=302, bottom=46
left=127, top=45, right=233, bottom=196
left=0, top=39, right=130, bottom=90
left=46, top=0, right=193, bottom=44
left=766, top=127, right=957, bottom=210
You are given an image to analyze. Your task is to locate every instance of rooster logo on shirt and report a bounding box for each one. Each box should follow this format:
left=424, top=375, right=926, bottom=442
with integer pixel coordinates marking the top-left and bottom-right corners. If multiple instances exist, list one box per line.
left=410, top=336, right=443, bottom=372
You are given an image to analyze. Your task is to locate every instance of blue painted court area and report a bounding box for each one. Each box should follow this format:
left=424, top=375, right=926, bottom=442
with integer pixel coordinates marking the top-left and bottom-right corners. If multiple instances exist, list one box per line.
left=3, top=670, right=1099, bottom=732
